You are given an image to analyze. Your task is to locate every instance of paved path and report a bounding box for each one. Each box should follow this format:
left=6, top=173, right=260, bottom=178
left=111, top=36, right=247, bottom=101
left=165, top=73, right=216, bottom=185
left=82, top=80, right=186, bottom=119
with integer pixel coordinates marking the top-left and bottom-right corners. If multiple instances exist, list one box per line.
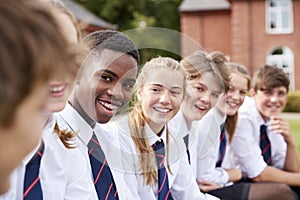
left=281, top=112, right=300, bottom=120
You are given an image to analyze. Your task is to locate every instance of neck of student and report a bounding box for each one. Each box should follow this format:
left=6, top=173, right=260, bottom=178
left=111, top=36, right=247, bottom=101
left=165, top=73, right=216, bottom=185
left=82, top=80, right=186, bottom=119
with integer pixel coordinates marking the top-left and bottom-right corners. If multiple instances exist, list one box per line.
left=0, top=171, right=10, bottom=194
left=180, top=109, right=193, bottom=131
left=70, top=98, right=96, bottom=128
left=148, top=121, right=165, bottom=137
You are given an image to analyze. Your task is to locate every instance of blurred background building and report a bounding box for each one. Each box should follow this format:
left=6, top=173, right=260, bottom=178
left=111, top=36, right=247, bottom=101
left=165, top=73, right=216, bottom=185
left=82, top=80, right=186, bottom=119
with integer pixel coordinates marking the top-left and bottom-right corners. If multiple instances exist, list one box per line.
left=180, top=0, right=300, bottom=90
left=61, top=0, right=117, bottom=36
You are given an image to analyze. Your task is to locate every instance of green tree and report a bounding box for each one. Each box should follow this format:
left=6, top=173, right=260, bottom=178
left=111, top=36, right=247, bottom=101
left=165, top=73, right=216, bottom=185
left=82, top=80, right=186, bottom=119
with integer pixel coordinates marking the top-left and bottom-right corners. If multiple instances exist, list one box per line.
left=75, top=0, right=183, bottom=63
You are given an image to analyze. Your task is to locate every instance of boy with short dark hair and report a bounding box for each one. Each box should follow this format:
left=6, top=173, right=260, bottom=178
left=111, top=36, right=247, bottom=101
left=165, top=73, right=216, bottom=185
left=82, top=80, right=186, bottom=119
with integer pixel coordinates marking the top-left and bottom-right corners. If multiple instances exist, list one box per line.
left=56, top=30, right=140, bottom=199
left=225, top=65, right=300, bottom=198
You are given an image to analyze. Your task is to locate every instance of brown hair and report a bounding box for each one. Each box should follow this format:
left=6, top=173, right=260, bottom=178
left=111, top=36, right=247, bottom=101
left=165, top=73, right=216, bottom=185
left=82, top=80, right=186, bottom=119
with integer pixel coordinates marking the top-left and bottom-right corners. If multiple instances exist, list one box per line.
left=180, top=50, right=230, bottom=94
left=0, top=0, right=79, bottom=127
left=252, top=64, right=290, bottom=92
left=54, top=122, right=77, bottom=148
left=129, top=57, right=186, bottom=186
left=48, top=0, right=82, bottom=42
left=224, top=62, right=251, bottom=143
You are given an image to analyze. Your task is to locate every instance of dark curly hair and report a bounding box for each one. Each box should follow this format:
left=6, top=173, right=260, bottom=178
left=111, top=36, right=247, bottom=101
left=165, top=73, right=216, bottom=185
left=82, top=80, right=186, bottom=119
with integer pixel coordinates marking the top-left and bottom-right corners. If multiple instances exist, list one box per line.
left=84, top=30, right=140, bottom=64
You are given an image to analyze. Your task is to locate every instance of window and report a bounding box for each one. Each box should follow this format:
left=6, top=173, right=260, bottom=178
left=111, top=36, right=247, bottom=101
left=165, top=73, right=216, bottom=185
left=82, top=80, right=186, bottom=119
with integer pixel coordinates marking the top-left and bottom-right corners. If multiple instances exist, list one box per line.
left=266, top=47, right=294, bottom=90
left=266, top=0, right=293, bottom=34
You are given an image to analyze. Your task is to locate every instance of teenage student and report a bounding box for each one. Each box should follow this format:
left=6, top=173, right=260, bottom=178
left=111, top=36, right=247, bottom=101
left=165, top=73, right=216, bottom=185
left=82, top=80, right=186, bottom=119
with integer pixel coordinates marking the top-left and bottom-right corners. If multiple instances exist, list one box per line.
left=197, top=63, right=296, bottom=199
left=2, top=1, right=97, bottom=199
left=0, top=0, right=78, bottom=196
left=226, top=64, right=300, bottom=198
left=168, top=50, right=229, bottom=169
left=56, top=30, right=140, bottom=199
left=104, top=56, right=219, bottom=199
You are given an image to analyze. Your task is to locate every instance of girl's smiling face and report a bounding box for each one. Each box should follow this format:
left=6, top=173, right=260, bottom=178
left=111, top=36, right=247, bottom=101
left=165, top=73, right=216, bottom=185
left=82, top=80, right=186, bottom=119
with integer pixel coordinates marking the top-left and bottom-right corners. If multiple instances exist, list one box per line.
left=46, top=11, right=79, bottom=113
left=181, top=72, right=222, bottom=125
left=137, top=67, right=185, bottom=133
left=216, top=73, right=249, bottom=116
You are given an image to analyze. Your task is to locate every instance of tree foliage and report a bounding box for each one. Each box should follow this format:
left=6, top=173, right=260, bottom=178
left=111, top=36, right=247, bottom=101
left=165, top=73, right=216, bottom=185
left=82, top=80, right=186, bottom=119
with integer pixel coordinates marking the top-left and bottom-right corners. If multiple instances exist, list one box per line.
left=74, top=0, right=183, bottom=64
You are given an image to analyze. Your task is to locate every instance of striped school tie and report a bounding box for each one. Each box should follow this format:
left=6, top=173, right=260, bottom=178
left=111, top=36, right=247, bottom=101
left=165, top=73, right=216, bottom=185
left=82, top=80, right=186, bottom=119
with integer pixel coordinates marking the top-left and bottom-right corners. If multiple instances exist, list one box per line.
left=88, top=132, right=119, bottom=200
left=23, top=142, right=44, bottom=200
left=183, top=134, right=191, bottom=164
left=152, top=140, right=173, bottom=200
left=260, top=124, right=272, bottom=165
left=216, top=125, right=227, bottom=167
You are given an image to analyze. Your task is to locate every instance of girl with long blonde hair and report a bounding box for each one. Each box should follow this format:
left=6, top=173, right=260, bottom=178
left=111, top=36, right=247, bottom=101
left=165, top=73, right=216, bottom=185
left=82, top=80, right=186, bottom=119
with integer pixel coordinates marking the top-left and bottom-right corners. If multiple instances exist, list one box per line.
left=106, top=56, right=219, bottom=199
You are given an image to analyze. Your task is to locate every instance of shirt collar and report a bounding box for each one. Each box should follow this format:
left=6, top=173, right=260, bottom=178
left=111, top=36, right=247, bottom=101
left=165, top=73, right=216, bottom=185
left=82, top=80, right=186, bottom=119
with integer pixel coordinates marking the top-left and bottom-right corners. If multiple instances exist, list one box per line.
left=58, top=103, right=94, bottom=145
left=208, top=106, right=226, bottom=127
left=22, top=140, right=42, bottom=165
left=43, top=114, right=56, bottom=133
left=145, top=123, right=167, bottom=146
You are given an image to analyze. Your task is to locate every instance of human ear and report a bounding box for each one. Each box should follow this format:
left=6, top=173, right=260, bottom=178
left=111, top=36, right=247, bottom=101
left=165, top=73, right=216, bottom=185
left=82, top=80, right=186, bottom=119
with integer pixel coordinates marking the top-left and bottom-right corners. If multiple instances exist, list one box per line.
left=249, top=88, right=256, bottom=97
left=136, top=88, right=143, bottom=101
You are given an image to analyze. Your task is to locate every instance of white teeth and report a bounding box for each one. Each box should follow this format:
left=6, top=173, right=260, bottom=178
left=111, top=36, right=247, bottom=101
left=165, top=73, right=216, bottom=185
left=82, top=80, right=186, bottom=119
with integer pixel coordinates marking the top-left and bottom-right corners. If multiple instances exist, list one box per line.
left=155, top=107, right=170, bottom=113
left=196, top=105, right=206, bottom=110
left=50, top=85, right=65, bottom=92
left=99, top=101, right=118, bottom=110
left=228, top=102, right=237, bottom=107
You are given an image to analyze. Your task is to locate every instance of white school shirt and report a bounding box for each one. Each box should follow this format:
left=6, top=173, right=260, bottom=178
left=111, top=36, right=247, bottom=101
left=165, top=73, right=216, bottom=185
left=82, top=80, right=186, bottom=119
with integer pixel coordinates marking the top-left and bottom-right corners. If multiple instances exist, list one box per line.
left=223, top=96, right=287, bottom=178
left=55, top=103, right=135, bottom=200
left=190, top=107, right=229, bottom=186
left=168, top=110, right=202, bottom=177
left=0, top=114, right=97, bottom=200
left=105, top=114, right=219, bottom=200
left=168, top=109, right=190, bottom=138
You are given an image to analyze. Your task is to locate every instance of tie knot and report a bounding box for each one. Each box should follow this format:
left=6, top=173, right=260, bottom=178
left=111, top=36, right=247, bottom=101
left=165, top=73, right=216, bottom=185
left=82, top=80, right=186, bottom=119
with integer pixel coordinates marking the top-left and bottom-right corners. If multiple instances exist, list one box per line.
left=260, top=124, right=267, bottom=134
left=152, top=140, right=165, bottom=151
left=88, top=133, right=100, bottom=148
left=220, top=123, right=225, bottom=131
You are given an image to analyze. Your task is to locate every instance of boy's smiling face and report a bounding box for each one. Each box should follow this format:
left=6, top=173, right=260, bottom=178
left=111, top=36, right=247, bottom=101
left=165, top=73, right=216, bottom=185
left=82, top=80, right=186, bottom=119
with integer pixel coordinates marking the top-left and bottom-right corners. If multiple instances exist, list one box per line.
left=75, top=49, right=138, bottom=124
left=251, top=86, right=288, bottom=121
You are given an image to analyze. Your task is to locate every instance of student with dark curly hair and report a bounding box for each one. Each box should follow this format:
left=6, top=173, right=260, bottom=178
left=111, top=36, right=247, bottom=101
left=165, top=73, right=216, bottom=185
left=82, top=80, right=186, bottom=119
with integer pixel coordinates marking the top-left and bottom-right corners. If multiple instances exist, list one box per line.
left=57, top=30, right=140, bottom=199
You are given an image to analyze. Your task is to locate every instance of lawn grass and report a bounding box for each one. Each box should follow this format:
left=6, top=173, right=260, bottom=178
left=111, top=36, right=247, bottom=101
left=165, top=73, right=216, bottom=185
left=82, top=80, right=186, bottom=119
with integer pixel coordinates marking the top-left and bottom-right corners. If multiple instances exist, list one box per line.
left=288, top=119, right=300, bottom=153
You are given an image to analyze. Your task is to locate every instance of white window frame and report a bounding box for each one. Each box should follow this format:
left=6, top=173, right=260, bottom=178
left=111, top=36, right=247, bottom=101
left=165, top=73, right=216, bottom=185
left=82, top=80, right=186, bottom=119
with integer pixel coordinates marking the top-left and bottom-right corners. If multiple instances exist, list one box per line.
left=265, top=0, right=293, bottom=34
left=266, top=47, right=294, bottom=90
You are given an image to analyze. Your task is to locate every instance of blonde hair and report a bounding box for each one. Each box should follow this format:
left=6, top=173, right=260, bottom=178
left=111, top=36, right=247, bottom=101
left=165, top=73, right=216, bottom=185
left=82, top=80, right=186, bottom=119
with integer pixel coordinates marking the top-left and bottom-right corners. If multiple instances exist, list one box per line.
left=224, top=62, right=251, bottom=143
left=129, top=57, right=186, bottom=186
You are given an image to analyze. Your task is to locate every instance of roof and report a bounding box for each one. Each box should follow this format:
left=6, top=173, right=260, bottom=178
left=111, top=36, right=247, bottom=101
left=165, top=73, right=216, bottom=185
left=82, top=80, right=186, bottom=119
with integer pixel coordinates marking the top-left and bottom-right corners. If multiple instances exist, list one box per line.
left=179, top=0, right=230, bottom=12
left=60, top=0, right=118, bottom=30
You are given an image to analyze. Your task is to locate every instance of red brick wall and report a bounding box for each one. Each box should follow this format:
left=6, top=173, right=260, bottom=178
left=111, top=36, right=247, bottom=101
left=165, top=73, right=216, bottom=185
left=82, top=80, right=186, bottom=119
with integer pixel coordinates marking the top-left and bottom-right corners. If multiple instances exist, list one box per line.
left=180, top=0, right=300, bottom=90
left=180, top=10, right=231, bottom=57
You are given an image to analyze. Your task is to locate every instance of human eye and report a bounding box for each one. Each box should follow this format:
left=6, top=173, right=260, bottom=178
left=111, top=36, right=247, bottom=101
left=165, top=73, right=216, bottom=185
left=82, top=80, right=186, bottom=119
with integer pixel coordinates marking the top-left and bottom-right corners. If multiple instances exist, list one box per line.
left=240, top=90, right=247, bottom=96
left=193, top=85, right=204, bottom=93
left=278, top=91, right=287, bottom=97
left=122, top=79, right=136, bottom=90
left=260, top=88, right=271, bottom=96
left=149, top=86, right=161, bottom=93
left=211, top=92, right=220, bottom=99
left=101, top=75, right=112, bottom=82
left=95, top=72, right=112, bottom=82
left=170, top=89, right=182, bottom=96
left=228, top=86, right=235, bottom=93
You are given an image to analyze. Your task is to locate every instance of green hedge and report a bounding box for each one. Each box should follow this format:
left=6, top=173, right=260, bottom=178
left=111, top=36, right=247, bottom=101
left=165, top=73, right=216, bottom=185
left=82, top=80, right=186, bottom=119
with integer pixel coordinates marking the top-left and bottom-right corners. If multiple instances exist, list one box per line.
left=284, top=91, right=300, bottom=112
